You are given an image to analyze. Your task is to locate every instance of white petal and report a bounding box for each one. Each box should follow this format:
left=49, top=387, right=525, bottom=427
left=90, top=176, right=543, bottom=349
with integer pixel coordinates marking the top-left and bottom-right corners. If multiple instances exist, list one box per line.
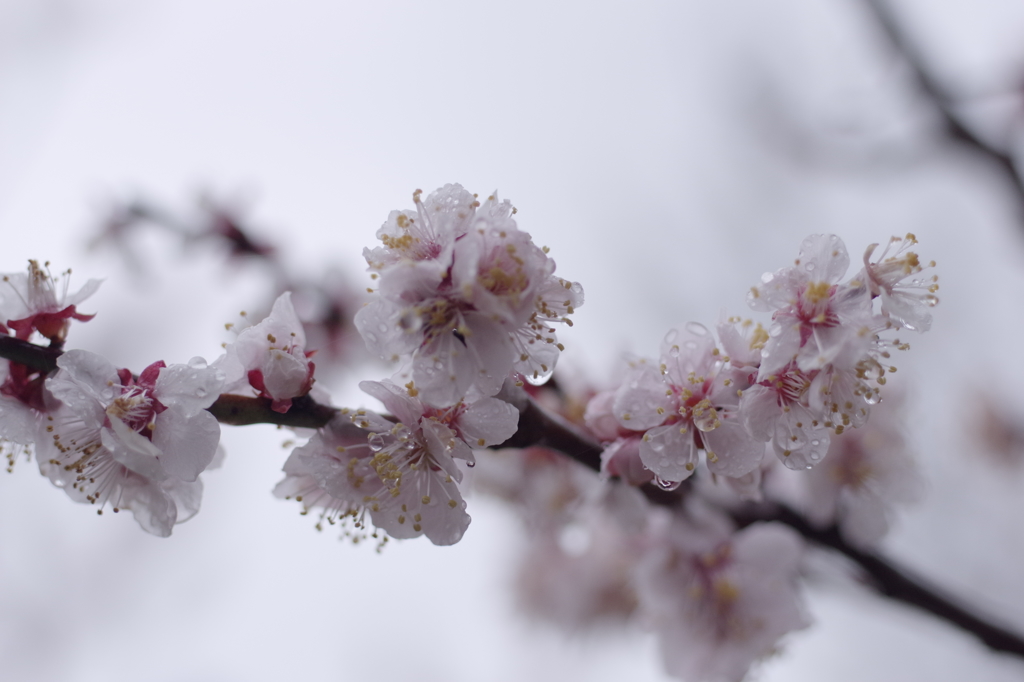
left=154, top=361, right=225, bottom=412
left=702, top=419, right=766, bottom=477
left=457, top=396, right=519, bottom=446
left=639, top=422, right=698, bottom=482
left=153, top=408, right=221, bottom=482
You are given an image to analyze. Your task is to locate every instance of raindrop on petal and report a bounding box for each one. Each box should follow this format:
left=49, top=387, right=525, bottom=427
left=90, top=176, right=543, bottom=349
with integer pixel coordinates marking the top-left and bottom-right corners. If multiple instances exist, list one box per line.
left=654, top=475, right=681, bottom=492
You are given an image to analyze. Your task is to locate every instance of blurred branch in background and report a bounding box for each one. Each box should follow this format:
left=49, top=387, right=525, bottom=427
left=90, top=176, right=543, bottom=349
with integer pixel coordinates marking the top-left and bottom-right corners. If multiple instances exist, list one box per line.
left=91, top=193, right=372, bottom=382
left=863, top=0, right=1024, bottom=221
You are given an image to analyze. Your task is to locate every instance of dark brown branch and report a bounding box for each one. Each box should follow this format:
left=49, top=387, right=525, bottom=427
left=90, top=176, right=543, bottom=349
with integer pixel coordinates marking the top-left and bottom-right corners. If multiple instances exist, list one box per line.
left=862, top=0, right=1024, bottom=214
left=495, top=385, right=603, bottom=471
left=207, top=393, right=339, bottom=429
left=0, top=336, right=60, bottom=374
left=734, top=502, right=1024, bottom=658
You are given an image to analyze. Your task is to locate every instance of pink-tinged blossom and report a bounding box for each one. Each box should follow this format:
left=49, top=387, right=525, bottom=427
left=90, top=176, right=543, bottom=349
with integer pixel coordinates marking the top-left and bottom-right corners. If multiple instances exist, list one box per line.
left=355, top=185, right=583, bottom=407
left=747, top=234, right=873, bottom=376
left=0, top=358, right=52, bottom=443
left=799, top=395, right=922, bottom=548
left=272, top=412, right=388, bottom=545
left=740, top=363, right=832, bottom=470
left=635, top=519, right=809, bottom=682
left=219, top=292, right=315, bottom=413
left=611, top=325, right=764, bottom=485
left=37, top=350, right=223, bottom=536
left=738, top=234, right=931, bottom=469
left=0, top=260, right=101, bottom=344
left=275, top=379, right=518, bottom=545
left=860, top=233, right=939, bottom=332
left=584, top=387, right=654, bottom=486
left=515, top=506, right=641, bottom=631
left=716, top=317, right=769, bottom=371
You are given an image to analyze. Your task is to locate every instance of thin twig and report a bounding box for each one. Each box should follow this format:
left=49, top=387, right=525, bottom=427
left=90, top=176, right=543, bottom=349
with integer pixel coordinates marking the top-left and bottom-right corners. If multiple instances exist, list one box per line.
left=862, top=0, right=1024, bottom=214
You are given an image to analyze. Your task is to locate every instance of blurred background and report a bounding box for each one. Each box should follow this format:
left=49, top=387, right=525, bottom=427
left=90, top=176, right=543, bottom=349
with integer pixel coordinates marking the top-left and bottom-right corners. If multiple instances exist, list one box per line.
left=3, top=0, right=1024, bottom=680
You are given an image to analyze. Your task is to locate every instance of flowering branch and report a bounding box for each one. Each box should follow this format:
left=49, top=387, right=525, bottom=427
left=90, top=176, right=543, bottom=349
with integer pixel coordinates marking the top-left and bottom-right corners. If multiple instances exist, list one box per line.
left=0, top=187, right=994, bottom=680
left=10, top=316, right=1018, bottom=658
left=489, top=383, right=1024, bottom=658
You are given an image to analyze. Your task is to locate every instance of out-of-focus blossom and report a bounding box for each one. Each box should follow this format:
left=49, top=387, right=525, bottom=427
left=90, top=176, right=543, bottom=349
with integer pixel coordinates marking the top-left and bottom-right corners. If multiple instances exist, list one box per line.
left=36, top=350, right=223, bottom=536
left=516, top=504, right=641, bottom=630
left=0, top=260, right=100, bottom=344
left=584, top=384, right=654, bottom=486
left=355, top=184, right=583, bottom=407
left=799, top=393, right=922, bottom=548
left=219, top=292, right=316, bottom=413
left=287, top=267, right=370, bottom=377
left=636, top=519, right=809, bottom=682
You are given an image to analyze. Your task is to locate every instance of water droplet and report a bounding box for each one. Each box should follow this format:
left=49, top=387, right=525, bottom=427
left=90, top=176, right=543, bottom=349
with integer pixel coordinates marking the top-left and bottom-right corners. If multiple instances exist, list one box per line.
left=188, top=357, right=207, bottom=369
left=378, top=323, right=388, bottom=333
left=196, top=387, right=208, bottom=398
left=864, top=393, right=880, bottom=405
left=805, top=262, right=815, bottom=272
left=664, top=329, right=679, bottom=345
left=466, top=461, right=476, bottom=468
left=365, top=332, right=378, bottom=343
left=685, top=322, right=708, bottom=336
left=524, top=364, right=554, bottom=386
left=654, top=475, right=681, bottom=492
left=684, top=340, right=698, bottom=350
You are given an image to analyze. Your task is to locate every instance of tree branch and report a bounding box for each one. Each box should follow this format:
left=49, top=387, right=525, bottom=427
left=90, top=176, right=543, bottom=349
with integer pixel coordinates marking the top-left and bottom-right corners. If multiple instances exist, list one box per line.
left=733, top=502, right=1024, bottom=657
left=207, top=393, right=339, bottom=429
left=2, top=336, right=1023, bottom=657
left=862, top=0, right=1024, bottom=215
left=0, top=336, right=60, bottom=374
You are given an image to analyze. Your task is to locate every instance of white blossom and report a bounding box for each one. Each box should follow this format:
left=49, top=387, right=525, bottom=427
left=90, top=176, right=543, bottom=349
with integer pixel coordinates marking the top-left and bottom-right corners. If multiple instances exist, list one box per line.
left=611, top=325, right=764, bottom=485
left=355, top=185, right=583, bottom=407
left=218, top=292, right=316, bottom=413
left=635, top=519, right=809, bottom=682
left=275, top=379, right=518, bottom=545
left=37, top=350, right=223, bottom=536
left=0, top=260, right=101, bottom=343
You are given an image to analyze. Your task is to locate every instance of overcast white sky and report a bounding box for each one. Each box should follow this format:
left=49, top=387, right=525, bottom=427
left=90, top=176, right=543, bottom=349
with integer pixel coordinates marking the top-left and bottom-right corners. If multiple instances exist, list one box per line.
left=3, top=1, right=1024, bottom=680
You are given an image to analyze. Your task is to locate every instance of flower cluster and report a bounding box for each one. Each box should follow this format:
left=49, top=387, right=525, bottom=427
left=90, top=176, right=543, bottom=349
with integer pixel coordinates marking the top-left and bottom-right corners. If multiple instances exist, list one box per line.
left=0, top=193, right=947, bottom=682
left=0, top=262, right=333, bottom=535
left=587, top=233, right=937, bottom=488
left=473, top=441, right=810, bottom=681
left=275, top=379, right=518, bottom=545
left=354, top=184, right=583, bottom=407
